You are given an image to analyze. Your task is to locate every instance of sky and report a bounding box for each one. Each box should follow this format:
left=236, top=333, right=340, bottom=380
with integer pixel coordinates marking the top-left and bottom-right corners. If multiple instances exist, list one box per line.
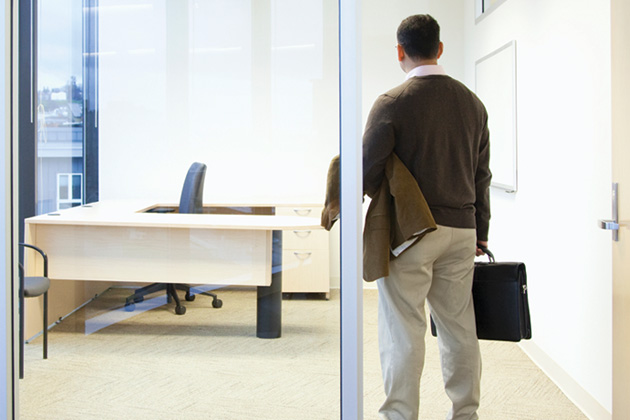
left=38, top=0, right=83, bottom=90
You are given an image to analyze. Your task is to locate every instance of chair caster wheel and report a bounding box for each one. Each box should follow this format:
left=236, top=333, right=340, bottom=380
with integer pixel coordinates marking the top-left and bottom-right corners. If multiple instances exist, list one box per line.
left=185, top=293, right=195, bottom=302
left=125, top=303, right=135, bottom=312
left=175, top=305, right=186, bottom=315
left=212, top=299, right=223, bottom=309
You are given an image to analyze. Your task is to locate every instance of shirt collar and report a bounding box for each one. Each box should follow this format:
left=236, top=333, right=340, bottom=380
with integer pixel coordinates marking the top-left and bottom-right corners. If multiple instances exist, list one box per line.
left=405, top=64, right=447, bottom=80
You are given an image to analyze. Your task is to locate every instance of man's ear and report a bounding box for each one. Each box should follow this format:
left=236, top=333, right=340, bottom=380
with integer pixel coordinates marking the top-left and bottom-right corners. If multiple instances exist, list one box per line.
left=397, top=44, right=405, bottom=62
left=437, top=42, right=444, bottom=59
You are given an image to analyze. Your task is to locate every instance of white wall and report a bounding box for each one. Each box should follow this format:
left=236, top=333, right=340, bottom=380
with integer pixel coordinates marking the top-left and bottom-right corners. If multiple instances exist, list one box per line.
left=98, top=0, right=339, bottom=205
left=463, top=1, right=612, bottom=418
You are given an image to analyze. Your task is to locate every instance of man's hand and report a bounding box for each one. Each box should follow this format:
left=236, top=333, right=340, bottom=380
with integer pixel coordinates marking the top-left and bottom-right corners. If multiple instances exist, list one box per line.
left=476, top=241, right=488, bottom=257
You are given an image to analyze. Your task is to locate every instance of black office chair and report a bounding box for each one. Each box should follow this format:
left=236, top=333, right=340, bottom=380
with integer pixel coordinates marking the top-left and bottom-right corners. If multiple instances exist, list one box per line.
left=18, top=243, right=51, bottom=379
left=125, top=162, right=223, bottom=315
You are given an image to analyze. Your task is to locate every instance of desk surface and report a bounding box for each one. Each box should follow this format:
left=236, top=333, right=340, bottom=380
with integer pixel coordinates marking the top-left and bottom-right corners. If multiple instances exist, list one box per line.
left=23, top=201, right=317, bottom=339
left=24, top=200, right=323, bottom=287
left=25, top=200, right=323, bottom=231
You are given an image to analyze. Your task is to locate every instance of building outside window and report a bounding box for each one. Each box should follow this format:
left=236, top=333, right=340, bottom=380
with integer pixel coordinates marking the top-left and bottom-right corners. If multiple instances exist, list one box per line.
left=56, top=173, right=82, bottom=210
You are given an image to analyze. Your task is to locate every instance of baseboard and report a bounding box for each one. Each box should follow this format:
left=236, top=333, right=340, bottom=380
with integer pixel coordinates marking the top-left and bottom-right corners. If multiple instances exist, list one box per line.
left=519, top=341, right=611, bottom=420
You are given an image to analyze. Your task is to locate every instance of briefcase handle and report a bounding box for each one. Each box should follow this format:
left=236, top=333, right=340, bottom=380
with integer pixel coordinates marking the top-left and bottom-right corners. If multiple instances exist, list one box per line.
left=477, top=244, right=496, bottom=263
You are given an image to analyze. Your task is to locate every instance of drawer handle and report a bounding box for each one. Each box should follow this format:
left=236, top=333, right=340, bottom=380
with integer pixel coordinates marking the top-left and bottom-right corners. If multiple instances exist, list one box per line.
left=293, top=252, right=312, bottom=261
left=293, top=230, right=312, bottom=238
left=293, top=208, right=312, bottom=216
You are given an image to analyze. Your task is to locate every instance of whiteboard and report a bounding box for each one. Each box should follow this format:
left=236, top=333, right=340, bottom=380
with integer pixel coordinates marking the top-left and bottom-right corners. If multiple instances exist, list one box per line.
left=475, top=41, right=517, bottom=193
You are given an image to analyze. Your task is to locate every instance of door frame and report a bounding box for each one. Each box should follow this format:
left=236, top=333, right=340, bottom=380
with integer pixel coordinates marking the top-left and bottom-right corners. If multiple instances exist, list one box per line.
left=339, top=0, right=363, bottom=418
left=610, top=0, right=630, bottom=418
left=4, top=0, right=16, bottom=416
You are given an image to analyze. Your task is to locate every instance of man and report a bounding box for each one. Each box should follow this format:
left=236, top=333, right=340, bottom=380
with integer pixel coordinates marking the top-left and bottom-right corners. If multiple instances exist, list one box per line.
left=362, top=14, right=491, bottom=420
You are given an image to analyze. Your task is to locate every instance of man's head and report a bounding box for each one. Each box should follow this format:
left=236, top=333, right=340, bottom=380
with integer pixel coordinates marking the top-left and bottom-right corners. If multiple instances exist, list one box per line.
left=396, top=14, right=443, bottom=70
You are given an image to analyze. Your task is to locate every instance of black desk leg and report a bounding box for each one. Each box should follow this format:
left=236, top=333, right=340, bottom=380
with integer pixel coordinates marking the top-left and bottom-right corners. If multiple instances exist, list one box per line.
left=257, top=230, right=282, bottom=338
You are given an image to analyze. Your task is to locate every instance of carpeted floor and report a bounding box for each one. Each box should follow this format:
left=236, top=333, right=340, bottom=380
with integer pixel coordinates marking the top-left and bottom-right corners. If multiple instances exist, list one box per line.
left=19, top=288, right=586, bottom=419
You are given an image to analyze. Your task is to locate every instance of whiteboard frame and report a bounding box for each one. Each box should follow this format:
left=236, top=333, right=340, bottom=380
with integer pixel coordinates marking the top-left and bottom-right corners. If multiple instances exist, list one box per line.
left=475, top=40, right=518, bottom=193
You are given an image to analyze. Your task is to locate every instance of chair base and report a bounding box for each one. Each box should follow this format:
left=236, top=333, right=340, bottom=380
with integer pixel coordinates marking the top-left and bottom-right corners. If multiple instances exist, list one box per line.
left=124, top=283, right=222, bottom=315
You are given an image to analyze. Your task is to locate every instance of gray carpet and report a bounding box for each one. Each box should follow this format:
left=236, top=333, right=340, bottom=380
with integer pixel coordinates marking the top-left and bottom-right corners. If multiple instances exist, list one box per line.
left=19, top=288, right=586, bottom=419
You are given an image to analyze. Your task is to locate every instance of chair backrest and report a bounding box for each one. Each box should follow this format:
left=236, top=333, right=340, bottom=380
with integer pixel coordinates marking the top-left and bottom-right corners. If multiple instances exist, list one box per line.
left=178, top=162, right=207, bottom=214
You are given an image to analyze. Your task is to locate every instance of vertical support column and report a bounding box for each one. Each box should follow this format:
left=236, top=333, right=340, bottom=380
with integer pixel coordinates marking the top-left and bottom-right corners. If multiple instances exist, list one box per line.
left=256, top=230, right=282, bottom=338
left=17, top=0, right=35, bottom=245
left=339, top=0, right=363, bottom=418
left=5, top=0, right=16, bottom=414
left=83, top=0, right=99, bottom=204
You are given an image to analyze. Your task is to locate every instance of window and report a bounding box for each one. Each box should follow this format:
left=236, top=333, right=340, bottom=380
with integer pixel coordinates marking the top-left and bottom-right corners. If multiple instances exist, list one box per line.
left=56, top=173, right=83, bottom=209
left=19, top=0, right=98, bottom=226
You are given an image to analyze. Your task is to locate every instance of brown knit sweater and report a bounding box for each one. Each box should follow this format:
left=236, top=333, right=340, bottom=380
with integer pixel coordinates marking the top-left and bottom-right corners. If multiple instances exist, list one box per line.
left=363, top=75, right=491, bottom=241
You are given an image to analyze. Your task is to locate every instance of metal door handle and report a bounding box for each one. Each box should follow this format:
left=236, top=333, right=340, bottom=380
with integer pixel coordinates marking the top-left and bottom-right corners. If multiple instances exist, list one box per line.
left=599, top=220, right=620, bottom=230
left=600, top=183, right=622, bottom=241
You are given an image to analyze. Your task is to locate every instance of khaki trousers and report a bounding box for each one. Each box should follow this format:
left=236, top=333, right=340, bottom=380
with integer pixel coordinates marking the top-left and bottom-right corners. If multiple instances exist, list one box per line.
left=377, top=225, right=481, bottom=420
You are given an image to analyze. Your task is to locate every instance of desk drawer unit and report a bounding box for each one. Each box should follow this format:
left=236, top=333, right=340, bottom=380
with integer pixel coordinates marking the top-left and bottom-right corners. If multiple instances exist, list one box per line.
left=276, top=206, right=330, bottom=296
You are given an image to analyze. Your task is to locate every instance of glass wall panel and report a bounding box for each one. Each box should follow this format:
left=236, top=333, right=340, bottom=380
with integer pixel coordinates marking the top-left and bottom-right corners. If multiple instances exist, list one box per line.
left=20, top=1, right=341, bottom=418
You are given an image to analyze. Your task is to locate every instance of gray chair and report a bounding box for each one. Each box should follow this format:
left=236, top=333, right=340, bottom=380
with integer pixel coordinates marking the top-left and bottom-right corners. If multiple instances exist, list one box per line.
left=18, top=243, right=50, bottom=379
left=125, top=162, right=223, bottom=315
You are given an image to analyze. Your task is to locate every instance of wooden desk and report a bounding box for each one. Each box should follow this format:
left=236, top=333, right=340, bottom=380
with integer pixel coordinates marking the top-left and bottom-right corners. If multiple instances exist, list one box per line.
left=23, top=201, right=323, bottom=338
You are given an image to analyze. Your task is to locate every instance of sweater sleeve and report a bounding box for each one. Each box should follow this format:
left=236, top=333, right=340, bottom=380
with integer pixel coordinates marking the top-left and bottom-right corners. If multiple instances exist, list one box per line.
left=363, top=95, right=396, bottom=198
left=474, top=113, right=492, bottom=242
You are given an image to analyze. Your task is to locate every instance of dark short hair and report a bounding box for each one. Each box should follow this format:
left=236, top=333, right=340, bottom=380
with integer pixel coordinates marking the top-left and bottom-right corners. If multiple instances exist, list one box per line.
left=396, top=14, right=440, bottom=60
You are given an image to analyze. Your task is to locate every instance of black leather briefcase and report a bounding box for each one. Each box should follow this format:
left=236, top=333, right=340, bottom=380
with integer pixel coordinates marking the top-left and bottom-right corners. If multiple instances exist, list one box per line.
left=431, top=249, right=532, bottom=342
